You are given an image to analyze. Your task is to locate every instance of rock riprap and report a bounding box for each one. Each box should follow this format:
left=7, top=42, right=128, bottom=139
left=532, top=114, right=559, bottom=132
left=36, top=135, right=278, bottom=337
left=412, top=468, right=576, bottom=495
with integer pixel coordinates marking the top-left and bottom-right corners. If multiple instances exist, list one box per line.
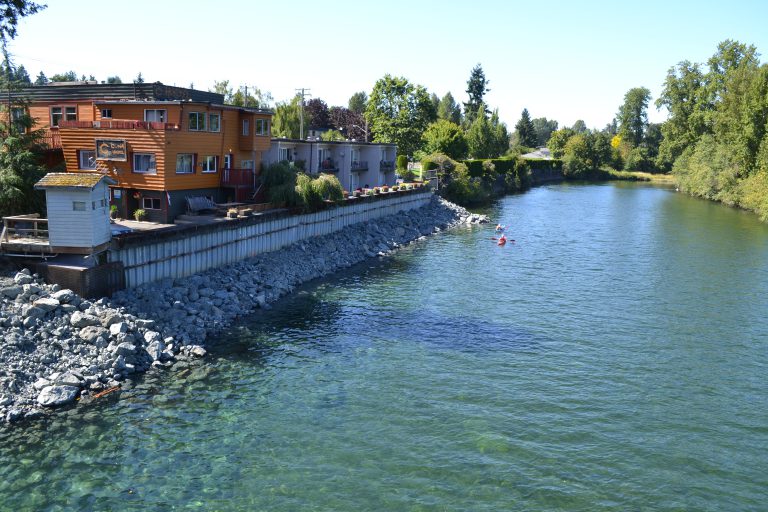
left=0, top=196, right=486, bottom=426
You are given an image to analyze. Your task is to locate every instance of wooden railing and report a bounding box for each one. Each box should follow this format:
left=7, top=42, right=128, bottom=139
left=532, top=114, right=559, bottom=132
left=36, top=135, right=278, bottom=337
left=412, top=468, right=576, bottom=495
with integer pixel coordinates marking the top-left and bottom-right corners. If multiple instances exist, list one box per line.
left=43, top=128, right=62, bottom=149
left=58, top=120, right=181, bottom=130
left=221, top=168, right=256, bottom=188
left=2, top=214, right=49, bottom=242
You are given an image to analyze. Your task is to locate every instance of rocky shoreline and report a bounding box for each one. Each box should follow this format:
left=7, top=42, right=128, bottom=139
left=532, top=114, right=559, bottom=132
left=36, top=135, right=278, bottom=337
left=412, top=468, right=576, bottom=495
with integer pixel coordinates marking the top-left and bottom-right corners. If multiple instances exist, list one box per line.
left=0, top=196, right=487, bottom=426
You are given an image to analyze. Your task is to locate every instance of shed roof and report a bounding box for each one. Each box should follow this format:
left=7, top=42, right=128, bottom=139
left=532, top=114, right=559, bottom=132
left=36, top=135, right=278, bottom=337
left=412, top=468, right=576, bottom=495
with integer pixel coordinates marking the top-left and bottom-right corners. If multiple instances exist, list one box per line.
left=35, top=173, right=117, bottom=190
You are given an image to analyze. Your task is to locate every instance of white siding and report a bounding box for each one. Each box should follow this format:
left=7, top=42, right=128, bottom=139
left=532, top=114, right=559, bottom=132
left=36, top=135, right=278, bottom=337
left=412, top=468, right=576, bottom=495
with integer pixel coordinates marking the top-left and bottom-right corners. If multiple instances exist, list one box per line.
left=90, top=183, right=111, bottom=246
left=46, top=190, right=94, bottom=247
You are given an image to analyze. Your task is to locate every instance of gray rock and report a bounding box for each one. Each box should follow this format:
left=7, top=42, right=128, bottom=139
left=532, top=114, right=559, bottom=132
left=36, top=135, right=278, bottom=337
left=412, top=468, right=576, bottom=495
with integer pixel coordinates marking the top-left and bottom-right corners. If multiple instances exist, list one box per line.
left=22, top=305, right=47, bottom=319
left=144, top=331, right=162, bottom=344
left=109, top=322, right=128, bottom=336
left=51, top=289, right=76, bottom=303
left=71, top=311, right=101, bottom=328
left=33, top=297, right=60, bottom=312
left=14, top=273, right=34, bottom=285
left=100, top=312, right=122, bottom=328
left=115, top=343, right=136, bottom=356
left=0, top=285, right=23, bottom=299
left=79, top=326, right=108, bottom=344
left=136, top=319, right=156, bottom=329
left=146, top=340, right=164, bottom=361
left=189, top=345, right=207, bottom=358
left=37, top=385, right=79, bottom=407
left=53, top=372, right=82, bottom=387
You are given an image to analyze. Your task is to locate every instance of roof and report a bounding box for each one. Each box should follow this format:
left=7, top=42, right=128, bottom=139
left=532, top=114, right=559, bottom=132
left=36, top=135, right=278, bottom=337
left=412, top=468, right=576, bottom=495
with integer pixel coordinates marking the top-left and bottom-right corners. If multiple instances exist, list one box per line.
left=521, top=147, right=552, bottom=160
left=35, top=173, right=117, bottom=190
left=272, top=137, right=396, bottom=147
left=13, top=82, right=223, bottom=104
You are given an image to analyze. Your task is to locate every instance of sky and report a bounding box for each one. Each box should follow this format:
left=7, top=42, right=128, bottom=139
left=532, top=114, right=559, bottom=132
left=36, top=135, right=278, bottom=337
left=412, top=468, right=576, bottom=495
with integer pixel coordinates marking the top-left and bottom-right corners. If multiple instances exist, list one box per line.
left=8, top=0, right=768, bottom=131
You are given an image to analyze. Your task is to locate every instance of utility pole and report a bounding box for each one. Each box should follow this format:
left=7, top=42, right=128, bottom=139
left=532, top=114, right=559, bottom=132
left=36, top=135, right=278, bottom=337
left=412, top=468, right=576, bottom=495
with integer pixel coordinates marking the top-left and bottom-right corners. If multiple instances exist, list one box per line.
left=295, top=87, right=311, bottom=139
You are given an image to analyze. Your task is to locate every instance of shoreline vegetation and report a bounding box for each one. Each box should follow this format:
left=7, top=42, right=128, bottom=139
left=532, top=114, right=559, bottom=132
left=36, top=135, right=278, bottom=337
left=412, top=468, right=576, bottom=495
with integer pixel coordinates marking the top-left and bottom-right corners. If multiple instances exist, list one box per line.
left=0, top=197, right=487, bottom=427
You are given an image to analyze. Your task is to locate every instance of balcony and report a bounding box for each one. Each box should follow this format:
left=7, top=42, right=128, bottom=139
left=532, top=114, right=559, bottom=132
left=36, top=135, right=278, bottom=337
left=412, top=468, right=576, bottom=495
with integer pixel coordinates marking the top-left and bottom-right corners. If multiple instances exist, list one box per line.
left=317, top=159, right=339, bottom=173
left=351, top=160, right=368, bottom=172
left=58, top=120, right=181, bottom=131
left=221, top=168, right=256, bottom=188
left=380, top=160, right=395, bottom=172
left=43, top=128, right=62, bottom=149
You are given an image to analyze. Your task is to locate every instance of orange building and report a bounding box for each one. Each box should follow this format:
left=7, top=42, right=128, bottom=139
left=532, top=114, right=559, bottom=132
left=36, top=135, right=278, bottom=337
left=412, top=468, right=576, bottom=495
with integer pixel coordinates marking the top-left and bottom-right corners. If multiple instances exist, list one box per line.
left=20, top=82, right=272, bottom=223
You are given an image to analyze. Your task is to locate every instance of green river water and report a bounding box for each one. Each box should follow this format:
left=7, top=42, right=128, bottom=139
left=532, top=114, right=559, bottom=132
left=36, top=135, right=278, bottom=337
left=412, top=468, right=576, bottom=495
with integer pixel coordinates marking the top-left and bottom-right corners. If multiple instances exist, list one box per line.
left=1, top=182, right=767, bottom=511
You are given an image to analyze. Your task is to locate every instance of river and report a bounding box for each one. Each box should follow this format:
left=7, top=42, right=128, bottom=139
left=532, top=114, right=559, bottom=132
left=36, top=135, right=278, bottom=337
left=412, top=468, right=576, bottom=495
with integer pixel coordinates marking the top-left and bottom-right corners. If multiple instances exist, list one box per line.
left=2, top=182, right=767, bottom=511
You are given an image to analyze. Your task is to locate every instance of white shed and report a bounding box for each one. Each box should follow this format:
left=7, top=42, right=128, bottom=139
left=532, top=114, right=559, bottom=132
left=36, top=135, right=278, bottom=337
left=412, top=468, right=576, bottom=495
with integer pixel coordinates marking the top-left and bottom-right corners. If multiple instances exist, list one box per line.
left=34, top=173, right=116, bottom=251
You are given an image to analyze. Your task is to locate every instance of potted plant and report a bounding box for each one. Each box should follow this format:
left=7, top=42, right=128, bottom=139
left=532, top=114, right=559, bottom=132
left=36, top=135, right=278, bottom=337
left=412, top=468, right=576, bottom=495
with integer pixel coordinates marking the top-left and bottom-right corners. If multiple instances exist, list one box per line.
left=353, top=190, right=362, bottom=198
left=382, top=185, right=389, bottom=193
left=373, top=187, right=380, bottom=195
left=133, top=208, right=146, bottom=222
left=110, top=205, right=118, bottom=220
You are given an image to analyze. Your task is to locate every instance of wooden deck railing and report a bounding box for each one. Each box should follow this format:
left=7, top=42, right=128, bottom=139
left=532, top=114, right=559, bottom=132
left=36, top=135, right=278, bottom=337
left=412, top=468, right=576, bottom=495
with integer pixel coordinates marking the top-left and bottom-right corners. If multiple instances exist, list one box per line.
left=1, top=214, right=49, bottom=242
left=58, top=120, right=181, bottom=130
left=221, top=168, right=256, bottom=188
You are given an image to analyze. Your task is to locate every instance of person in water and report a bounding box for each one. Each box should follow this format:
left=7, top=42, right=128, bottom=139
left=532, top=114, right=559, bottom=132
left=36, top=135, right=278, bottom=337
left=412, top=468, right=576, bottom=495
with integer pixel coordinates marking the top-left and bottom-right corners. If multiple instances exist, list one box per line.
left=498, top=234, right=507, bottom=244
left=496, top=224, right=504, bottom=231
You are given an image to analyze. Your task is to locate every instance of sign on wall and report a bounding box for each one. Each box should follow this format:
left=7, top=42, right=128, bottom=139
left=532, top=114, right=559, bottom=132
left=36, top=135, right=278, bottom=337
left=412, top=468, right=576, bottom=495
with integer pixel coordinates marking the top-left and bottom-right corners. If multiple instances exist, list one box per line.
left=95, top=139, right=127, bottom=161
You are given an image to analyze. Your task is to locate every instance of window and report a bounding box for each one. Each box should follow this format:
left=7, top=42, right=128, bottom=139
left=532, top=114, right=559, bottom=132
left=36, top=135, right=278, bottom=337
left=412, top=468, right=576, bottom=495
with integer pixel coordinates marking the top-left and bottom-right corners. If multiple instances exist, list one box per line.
left=188, top=112, right=206, bottom=131
left=133, top=153, right=156, bottom=174
left=72, top=201, right=86, bottom=211
left=279, top=148, right=293, bottom=162
left=241, top=159, right=254, bottom=170
left=209, top=113, right=220, bottom=132
left=242, top=119, right=249, bottom=136
left=101, top=108, right=112, bottom=119
left=142, top=197, right=161, bottom=210
left=78, top=150, right=96, bottom=170
left=176, top=153, right=194, bottom=174
left=201, top=155, right=218, bottom=173
left=144, top=109, right=166, bottom=122
left=11, top=107, right=26, bottom=132
left=51, top=106, right=76, bottom=127
left=255, top=119, right=269, bottom=135
left=223, top=154, right=232, bottom=170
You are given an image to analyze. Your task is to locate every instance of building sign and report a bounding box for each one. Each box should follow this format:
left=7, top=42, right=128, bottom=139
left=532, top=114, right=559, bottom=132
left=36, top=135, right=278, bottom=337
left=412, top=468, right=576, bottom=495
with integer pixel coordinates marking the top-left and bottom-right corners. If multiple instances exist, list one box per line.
left=95, top=139, right=127, bottom=161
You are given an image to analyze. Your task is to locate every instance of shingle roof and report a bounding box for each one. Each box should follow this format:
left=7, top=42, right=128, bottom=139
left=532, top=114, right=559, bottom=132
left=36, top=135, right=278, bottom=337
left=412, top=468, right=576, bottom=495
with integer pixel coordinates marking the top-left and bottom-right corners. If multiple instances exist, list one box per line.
left=35, top=173, right=117, bottom=190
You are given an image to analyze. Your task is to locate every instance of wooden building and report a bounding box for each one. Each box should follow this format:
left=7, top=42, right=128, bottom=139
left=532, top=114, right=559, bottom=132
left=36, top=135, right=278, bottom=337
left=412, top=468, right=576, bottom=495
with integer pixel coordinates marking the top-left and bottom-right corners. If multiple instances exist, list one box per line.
left=18, top=82, right=272, bottom=223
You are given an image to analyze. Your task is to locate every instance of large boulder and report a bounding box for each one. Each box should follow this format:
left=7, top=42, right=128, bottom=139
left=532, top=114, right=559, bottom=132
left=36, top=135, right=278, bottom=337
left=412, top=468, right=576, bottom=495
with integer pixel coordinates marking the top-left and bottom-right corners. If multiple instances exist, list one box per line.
left=33, top=297, right=60, bottom=312
left=70, top=311, right=101, bottom=328
left=37, top=385, right=79, bottom=407
left=51, top=289, right=76, bottom=303
left=79, top=325, right=108, bottom=344
left=0, top=285, right=23, bottom=299
left=14, top=272, right=34, bottom=285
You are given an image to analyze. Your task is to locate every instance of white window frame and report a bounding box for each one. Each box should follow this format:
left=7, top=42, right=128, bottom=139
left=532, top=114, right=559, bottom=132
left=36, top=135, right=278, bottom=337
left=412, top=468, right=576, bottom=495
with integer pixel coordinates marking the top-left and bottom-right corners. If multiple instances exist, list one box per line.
left=176, top=153, right=194, bottom=174
left=133, top=153, right=157, bottom=174
left=78, top=149, right=96, bottom=170
left=256, top=118, right=269, bottom=135
left=101, top=108, right=113, bottom=119
left=201, top=155, right=218, bottom=173
left=279, top=148, right=293, bottom=162
left=144, top=109, right=166, bottom=122
left=242, top=119, right=249, bottom=136
left=188, top=112, right=206, bottom=131
left=51, top=105, right=76, bottom=127
left=209, top=113, right=221, bottom=132
left=142, top=197, right=161, bottom=210
left=223, top=154, right=232, bottom=169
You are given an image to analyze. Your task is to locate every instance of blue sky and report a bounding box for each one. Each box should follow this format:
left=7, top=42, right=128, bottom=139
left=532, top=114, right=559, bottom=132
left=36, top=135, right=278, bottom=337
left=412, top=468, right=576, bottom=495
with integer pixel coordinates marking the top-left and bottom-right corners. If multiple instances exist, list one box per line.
left=9, top=0, right=768, bottom=130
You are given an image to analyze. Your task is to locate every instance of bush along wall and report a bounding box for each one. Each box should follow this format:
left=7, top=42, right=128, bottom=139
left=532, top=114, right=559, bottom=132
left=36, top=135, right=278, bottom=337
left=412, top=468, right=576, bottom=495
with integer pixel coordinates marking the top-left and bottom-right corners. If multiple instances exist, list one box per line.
left=423, top=153, right=563, bottom=206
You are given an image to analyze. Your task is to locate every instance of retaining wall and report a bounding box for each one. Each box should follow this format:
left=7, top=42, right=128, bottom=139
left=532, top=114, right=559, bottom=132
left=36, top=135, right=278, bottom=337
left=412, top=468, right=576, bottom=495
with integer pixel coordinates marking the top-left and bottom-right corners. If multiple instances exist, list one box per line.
left=108, top=190, right=433, bottom=288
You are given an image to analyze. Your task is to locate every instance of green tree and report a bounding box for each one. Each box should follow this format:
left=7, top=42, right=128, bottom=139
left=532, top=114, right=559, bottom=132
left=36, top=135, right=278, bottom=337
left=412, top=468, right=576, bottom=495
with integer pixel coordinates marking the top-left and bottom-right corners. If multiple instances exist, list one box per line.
left=213, top=80, right=272, bottom=107
left=547, top=128, right=575, bottom=158
left=272, top=95, right=302, bottom=139
left=515, top=108, right=538, bottom=148
left=466, top=103, right=507, bottom=158
left=320, top=129, right=345, bottom=142
left=365, top=74, right=434, bottom=157
left=617, top=87, right=651, bottom=147
left=106, top=75, right=122, bottom=84
left=0, top=1, right=45, bottom=44
left=532, top=117, right=558, bottom=146
left=421, top=119, right=468, bottom=159
left=437, top=92, right=462, bottom=125
left=463, top=63, right=490, bottom=124
left=348, top=91, right=367, bottom=114
left=571, top=119, right=587, bottom=133
left=134, top=72, right=144, bottom=83
left=33, top=70, right=46, bottom=85
left=49, top=70, right=77, bottom=82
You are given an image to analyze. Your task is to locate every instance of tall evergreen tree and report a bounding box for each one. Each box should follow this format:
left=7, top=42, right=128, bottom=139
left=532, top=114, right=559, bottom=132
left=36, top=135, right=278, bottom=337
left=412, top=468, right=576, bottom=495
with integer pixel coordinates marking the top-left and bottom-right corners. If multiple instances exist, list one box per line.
left=437, top=92, right=462, bottom=125
left=463, top=64, right=490, bottom=124
left=514, top=108, right=538, bottom=148
left=532, top=117, right=559, bottom=147
left=348, top=91, right=367, bottom=114
left=34, top=70, right=46, bottom=85
left=617, top=87, right=651, bottom=147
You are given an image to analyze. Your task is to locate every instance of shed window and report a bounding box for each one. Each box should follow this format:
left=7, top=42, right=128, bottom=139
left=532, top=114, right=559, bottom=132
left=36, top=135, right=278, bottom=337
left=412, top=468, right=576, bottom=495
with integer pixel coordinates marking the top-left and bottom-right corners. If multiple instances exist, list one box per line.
left=142, top=197, right=161, bottom=210
left=78, top=150, right=96, bottom=170
left=188, top=112, right=206, bottom=131
left=209, top=113, right=220, bottom=132
left=72, top=201, right=86, bottom=211
left=133, top=153, right=156, bottom=174
left=242, top=119, right=249, bottom=136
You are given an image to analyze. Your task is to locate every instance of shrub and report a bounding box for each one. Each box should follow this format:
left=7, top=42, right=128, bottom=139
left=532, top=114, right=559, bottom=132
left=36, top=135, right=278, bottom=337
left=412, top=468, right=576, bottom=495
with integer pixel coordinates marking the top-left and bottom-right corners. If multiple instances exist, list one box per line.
left=110, top=205, right=118, bottom=218
left=262, top=161, right=299, bottom=206
left=396, top=155, right=408, bottom=170
left=133, top=208, right=146, bottom=221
